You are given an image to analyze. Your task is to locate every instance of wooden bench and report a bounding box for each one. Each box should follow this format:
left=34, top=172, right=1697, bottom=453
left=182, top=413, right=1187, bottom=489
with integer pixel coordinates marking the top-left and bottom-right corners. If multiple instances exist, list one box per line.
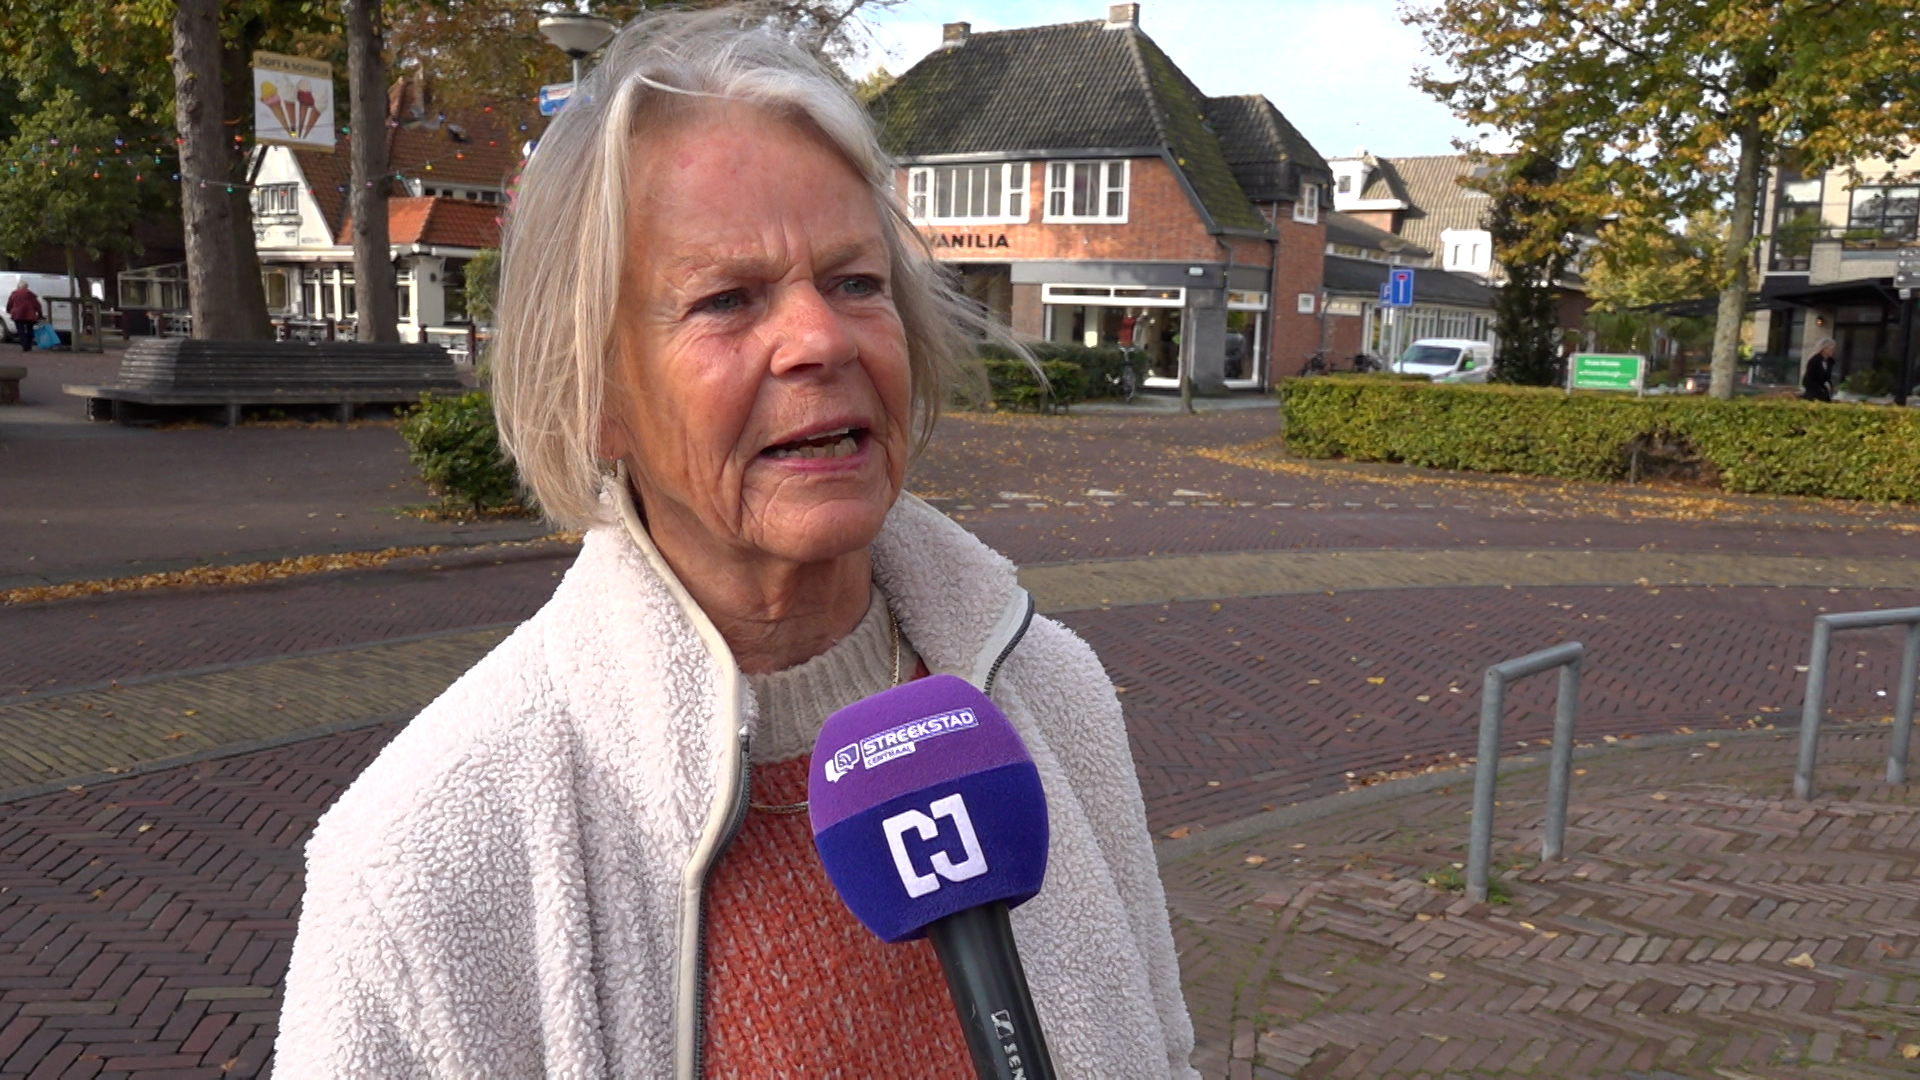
left=64, top=339, right=466, bottom=425
left=0, top=365, right=22, bottom=406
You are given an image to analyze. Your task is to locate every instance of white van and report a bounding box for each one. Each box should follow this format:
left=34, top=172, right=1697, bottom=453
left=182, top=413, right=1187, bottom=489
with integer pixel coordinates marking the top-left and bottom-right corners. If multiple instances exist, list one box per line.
left=1391, top=338, right=1495, bottom=383
left=2, top=272, right=106, bottom=339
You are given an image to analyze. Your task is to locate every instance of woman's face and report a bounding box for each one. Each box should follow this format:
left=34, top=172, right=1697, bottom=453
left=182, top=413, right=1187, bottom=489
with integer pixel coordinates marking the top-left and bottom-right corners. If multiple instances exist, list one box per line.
left=604, top=105, right=911, bottom=570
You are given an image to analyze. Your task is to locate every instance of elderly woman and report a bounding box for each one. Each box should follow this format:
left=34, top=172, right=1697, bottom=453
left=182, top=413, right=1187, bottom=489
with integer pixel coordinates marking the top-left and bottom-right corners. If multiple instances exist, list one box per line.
left=277, top=9, right=1195, bottom=1078
left=1801, top=337, right=1837, bottom=402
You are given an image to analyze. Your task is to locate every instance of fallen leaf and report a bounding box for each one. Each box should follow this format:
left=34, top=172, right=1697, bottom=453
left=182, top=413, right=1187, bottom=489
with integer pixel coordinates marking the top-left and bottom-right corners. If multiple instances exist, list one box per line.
left=136, top=823, right=153, bottom=833
left=1244, top=855, right=1267, bottom=866
left=1290, top=843, right=1306, bottom=849
left=1367, top=677, right=1386, bottom=685
left=1416, top=694, right=1431, bottom=702
left=1651, top=793, right=1668, bottom=801
left=1166, top=827, right=1191, bottom=840
left=1428, top=972, right=1446, bottom=981
left=1705, top=742, right=1721, bottom=749
left=1519, top=921, right=1536, bottom=930
left=162, top=731, right=187, bottom=741
left=182, top=709, right=197, bottom=716
left=1786, top=952, right=1817, bottom=970
left=1901, top=1044, right=1919, bottom=1060
left=1415, top=913, right=1433, bottom=922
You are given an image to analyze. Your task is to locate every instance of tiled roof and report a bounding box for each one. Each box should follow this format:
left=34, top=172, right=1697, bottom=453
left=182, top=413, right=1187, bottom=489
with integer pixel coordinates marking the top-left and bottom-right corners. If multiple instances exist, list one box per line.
left=293, top=109, right=536, bottom=240
left=335, top=197, right=501, bottom=250
left=1325, top=211, right=1429, bottom=258
left=870, top=19, right=1267, bottom=233
left=1202, top=95, right=1329, bottom=204
left=1383, top=154, right=1497, bottom=255
left=1346, top=153, right=1410, bottom=204
left=1322, top=254, right=1494, bottom=308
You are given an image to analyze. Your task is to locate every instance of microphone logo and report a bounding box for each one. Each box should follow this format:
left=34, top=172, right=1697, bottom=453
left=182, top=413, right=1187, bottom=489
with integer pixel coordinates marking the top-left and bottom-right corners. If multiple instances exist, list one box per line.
left=824, top=742, right=860, bottom=783
left=880, top=793, right=989, bottom=898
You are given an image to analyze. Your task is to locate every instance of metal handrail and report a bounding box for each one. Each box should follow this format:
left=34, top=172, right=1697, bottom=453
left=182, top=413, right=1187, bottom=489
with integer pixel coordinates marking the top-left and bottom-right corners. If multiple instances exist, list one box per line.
left=1466, top=642, right=1585, bottom=904
left=1793, top=607, right=1920, bottom=800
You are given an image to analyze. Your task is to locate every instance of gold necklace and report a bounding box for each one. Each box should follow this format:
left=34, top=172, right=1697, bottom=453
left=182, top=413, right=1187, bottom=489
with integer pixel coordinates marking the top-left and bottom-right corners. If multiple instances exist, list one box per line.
left=748, top=603, right=901, bottom=816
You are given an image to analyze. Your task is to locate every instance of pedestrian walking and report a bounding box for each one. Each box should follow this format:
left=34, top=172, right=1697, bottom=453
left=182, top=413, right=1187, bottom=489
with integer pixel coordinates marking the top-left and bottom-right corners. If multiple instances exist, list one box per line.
left=6, top=279, right=42, bottom=353
left=276, top=9, right=1197, bottom=1078
left=1801, top=337, right=1837, bottom=402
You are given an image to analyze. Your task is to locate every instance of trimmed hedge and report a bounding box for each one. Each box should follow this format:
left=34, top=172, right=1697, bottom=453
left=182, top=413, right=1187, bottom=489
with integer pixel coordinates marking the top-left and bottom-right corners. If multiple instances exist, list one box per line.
left=976, top=341, right=1138, bottom=410
left=1281, top=377, right=1920, bottom=503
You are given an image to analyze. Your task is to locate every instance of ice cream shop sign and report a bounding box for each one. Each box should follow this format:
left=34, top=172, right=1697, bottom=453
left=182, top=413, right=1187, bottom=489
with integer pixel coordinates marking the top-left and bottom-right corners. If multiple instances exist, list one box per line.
left=253, top=52, right=335, bottom=152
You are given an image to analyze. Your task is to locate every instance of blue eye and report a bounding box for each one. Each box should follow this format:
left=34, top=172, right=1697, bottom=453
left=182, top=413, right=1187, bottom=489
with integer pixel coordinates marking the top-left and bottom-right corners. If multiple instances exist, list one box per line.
left=697, top=290, right=746, bottom=314
left=838, top=276, right=881, bottom=297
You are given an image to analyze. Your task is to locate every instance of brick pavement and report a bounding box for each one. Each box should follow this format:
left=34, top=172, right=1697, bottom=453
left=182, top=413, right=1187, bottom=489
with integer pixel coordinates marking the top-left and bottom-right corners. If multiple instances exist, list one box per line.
left=1164, top=723, right=1920, bottom=1079
left=5, top=405, right=1920, bottom=1075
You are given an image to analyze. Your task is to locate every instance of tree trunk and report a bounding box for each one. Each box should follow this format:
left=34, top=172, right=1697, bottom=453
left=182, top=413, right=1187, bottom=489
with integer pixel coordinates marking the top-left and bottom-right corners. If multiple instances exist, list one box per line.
left=172, top=0, right=269, bottom=340
left=1709, top=120, right=1765, bottom=400
left=221, top=29, right=274, bottom=340
left=347, top=0, right=399, bottom=342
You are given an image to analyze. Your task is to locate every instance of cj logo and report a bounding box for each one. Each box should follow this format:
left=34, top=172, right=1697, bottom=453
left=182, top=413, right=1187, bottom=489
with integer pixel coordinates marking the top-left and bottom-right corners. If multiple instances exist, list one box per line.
left=881, top=793, right=988, bottom=898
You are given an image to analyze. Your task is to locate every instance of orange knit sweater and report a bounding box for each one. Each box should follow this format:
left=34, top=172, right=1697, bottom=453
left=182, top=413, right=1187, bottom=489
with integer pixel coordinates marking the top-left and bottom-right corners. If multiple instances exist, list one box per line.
left=701, top=754, right=972, bottom=1075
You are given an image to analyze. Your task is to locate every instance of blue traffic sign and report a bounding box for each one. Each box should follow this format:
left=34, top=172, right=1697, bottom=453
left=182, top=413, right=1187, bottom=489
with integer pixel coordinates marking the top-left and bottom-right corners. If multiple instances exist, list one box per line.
left=1378, top=282, right=1392, bottom=306
left=538, top=83, right=574, bottom=116
left=1389, top=267, right=1415, bottom=307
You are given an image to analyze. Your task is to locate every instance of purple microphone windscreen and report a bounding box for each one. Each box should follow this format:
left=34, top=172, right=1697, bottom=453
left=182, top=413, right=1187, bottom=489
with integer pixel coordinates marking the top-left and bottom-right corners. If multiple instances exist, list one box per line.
left=809, top=674, right=1049, bottom=944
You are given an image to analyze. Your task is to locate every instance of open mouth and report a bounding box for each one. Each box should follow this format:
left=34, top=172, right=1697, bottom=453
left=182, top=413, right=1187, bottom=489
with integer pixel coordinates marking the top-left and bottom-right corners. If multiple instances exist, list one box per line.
left=762, top=426, right=866, bottom=461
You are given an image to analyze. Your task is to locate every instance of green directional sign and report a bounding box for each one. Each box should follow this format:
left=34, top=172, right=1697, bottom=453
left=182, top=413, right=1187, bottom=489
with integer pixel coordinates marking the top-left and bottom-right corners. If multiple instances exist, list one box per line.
left=1568, top=353, right=1644, bottom=392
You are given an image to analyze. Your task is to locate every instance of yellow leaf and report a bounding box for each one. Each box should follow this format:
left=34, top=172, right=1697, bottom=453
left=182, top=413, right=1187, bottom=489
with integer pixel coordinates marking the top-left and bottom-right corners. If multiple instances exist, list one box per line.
left=1367, top=677, right=1386, bottom=685
left=1900, top=1044, right=1919, bottom=1060
left=1166, top=826, right=1191, bottom=840
left=1428, top=972, right=1446, bottom=981
left=1244, top=855, right=1267, bottom=866
left=1786, top=952, right=1816, bottom=970
left=182, top=709, right=196, bottom=716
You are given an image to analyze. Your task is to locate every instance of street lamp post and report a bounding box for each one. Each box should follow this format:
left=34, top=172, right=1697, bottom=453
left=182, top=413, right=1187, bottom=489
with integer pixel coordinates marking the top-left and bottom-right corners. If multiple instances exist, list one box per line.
left=538, top=11, right=618, bottom=86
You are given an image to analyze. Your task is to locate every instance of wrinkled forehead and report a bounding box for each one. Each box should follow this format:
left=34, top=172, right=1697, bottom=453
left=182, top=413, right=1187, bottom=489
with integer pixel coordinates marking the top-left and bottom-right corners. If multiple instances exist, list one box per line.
left=618, top=100, right=889, bottom=274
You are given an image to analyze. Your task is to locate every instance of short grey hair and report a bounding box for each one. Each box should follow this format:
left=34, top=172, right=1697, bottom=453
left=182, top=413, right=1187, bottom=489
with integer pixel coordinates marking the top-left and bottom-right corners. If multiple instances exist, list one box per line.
left=491, top=4, right=988, bottom=528
left=1806, top=336, right=1837, bottom=358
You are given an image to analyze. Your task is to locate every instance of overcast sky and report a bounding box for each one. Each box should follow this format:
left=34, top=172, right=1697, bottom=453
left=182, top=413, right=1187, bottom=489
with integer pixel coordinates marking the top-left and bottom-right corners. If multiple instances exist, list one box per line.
left=853, top=0, right=1487, bottom=160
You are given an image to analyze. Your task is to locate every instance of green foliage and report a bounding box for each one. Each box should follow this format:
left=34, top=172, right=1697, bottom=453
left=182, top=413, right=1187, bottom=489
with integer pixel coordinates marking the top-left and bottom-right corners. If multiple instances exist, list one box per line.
left=1485, top=153, right=1569, bottom=387
left=1409, top=0, right=1920, bottom=397
left=980, top=358, right=1085, bottom=412
left=1840, top=367, right=1895, bottom=398
left=1280, top=379, right=1920, bottom=503
left=0, top=89, right=143, bottom=266
left=1423, top=865, right=1512, bottom=905
left=397, top=391, right=522, bottom=513
left=464, top=247, right=499, bottom=326
left=975, top=341, right=1147, bottom=410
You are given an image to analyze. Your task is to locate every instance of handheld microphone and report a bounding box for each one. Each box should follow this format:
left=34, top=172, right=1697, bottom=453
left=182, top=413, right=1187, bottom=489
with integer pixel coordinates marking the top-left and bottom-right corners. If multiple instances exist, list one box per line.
left=809, top=675, right=1057, bottom=1080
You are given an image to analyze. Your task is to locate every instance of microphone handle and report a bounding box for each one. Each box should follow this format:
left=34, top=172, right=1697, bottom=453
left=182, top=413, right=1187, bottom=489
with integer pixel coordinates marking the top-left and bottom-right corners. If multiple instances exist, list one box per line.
left=926, top=901, right=1058, bottom=1080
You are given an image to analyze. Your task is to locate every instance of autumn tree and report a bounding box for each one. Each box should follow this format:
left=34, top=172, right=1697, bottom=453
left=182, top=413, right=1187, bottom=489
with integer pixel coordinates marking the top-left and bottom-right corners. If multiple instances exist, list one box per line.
left=383, top=0, right=903, bottom=123
left=0, top=90, right=143, bottom=294
left=1410, top=0, right=1920, bottom=399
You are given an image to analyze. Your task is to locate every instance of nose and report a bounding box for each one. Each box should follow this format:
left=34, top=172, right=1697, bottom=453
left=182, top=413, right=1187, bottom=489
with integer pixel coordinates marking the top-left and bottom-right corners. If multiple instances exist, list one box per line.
left=766, top=281, right=858, bottom=377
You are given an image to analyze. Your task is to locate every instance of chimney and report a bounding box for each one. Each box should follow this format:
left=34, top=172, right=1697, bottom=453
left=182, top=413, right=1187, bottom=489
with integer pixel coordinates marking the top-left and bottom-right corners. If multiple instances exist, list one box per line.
left=1105, top=3, right=1140, bottom=29
left=941, top=22, right=971, bottom=49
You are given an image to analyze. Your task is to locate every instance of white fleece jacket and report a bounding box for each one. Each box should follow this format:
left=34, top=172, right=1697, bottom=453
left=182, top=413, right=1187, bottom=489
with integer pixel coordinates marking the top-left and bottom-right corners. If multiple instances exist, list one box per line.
left=277, top=491, right=1199, bottom=1078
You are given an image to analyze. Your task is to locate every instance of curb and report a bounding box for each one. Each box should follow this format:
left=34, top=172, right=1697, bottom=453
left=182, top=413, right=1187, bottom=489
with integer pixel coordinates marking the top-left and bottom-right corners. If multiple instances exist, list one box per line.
left=0, top=523, right=564, bottom=592
left=1152, top=723, right=1807, bottom=867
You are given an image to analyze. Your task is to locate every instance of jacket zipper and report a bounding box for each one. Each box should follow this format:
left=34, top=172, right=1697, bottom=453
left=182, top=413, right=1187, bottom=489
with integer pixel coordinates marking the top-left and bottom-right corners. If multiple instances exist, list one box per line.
left=982, top=591, right=1035, bottom=696
left=691, top=728, right=752, bottom=1080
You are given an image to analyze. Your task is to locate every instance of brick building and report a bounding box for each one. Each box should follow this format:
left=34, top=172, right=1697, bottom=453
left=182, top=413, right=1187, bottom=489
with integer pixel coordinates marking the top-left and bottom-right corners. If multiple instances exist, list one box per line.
left=869, top=3, right=1330, bottom=393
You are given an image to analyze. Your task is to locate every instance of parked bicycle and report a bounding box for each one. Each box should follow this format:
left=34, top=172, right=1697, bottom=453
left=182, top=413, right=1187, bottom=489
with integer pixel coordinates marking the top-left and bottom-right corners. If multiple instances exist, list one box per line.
left=1302, top=348, right=1331, bottom=376
left=1106, top=346, right=1140, bottom=402
left=1349, top=352, right=1383, bottom=373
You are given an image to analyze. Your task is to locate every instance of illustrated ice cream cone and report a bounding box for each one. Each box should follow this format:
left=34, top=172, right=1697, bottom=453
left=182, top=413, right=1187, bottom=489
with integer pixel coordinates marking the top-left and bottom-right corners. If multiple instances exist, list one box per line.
left=260, top=81, right=294, bottom=137
left=295, top=82, right=318, bottom=139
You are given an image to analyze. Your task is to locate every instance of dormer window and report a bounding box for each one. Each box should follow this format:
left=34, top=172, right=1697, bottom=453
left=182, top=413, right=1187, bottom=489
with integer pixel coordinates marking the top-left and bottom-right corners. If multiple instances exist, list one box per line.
left=1293, top=183, right=1320, bottom=224
left=908, top=163, right=1029, bottom=225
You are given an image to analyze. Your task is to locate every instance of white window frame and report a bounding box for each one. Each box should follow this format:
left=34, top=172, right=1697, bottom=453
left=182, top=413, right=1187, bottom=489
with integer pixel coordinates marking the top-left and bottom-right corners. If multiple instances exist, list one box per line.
left=1293, top=183, right=1320, bottom=224
left=1040, top=283, right=1183, bottom=308
left=1294, top=292, right=1315, bottom=314
left=1043, top=160, right=1130, bottom=224
left=907, top=163, right=1030, bottom=225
